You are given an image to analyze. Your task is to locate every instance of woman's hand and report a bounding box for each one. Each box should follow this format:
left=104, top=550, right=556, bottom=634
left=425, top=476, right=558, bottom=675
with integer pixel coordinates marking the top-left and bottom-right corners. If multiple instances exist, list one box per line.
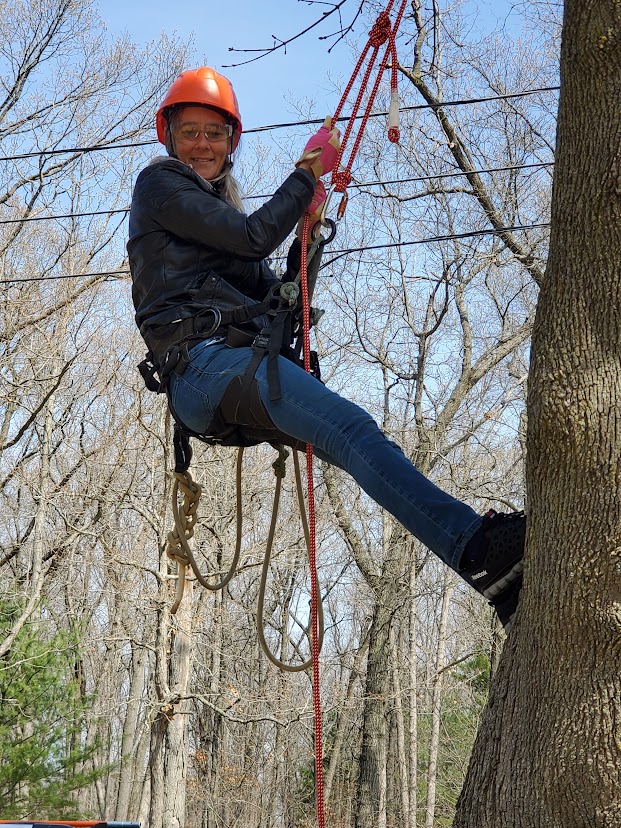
left=296, top=180, right=327, bottom=243
left=295, top=117, right=341, bottom=180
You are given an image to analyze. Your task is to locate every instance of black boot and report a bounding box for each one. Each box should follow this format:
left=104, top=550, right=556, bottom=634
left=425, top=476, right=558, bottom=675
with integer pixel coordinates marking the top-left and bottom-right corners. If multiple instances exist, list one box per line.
left=461, top=510, right=526, bottom=630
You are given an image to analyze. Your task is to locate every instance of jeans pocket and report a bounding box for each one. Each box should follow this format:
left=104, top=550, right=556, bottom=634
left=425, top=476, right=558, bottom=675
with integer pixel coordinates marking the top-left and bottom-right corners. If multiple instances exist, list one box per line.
left=169, top=373, right=216, bottom=434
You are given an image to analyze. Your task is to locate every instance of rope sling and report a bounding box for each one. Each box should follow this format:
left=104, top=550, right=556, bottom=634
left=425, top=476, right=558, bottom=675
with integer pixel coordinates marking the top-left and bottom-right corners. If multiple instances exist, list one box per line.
left=165, top=3, right=408, bottom=824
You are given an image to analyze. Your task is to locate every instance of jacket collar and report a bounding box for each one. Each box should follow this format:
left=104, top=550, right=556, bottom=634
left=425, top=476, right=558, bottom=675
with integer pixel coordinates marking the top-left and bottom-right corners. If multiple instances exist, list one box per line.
left=145, top=155, right=219, bottom=194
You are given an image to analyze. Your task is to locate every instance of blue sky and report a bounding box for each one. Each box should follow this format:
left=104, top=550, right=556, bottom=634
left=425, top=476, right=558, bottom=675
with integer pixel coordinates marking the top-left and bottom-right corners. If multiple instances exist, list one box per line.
left=99, top=0, right=521, bottom=133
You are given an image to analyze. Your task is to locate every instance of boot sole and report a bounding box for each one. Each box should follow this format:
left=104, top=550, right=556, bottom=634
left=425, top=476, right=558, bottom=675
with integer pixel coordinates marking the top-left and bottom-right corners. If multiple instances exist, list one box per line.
left=483, top=560, right=524, bottom=600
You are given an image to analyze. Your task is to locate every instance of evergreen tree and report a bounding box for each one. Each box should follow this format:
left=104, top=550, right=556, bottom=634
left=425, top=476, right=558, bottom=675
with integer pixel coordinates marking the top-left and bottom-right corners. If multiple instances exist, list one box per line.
left=0, top=600, right=104, bottom=819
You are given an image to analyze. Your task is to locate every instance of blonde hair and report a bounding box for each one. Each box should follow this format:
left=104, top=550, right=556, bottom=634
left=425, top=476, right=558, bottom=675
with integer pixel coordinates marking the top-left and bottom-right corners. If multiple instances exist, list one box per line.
left=215, top=162, right=245, bottom=212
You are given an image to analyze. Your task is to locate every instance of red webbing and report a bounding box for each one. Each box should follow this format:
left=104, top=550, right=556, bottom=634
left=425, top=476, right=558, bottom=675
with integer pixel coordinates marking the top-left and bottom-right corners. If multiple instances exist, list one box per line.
left=331, top=0, right=408, bottom=194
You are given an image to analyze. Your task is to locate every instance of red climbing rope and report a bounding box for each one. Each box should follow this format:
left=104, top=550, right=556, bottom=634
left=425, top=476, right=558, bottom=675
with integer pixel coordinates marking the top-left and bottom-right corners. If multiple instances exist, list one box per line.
left=299, top=213, right=325, bottom=828
left=331, top=0, right=408, bottom=197
left=298, top=5, right=409, bottom=825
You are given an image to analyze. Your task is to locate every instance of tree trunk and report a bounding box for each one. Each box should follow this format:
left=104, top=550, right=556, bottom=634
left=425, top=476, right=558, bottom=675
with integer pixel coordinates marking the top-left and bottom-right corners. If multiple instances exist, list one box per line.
left=390, top=628, right=409, bottom=825
left=408, top=557, right=418, bottom=828
left=115, top=640, right=149, bottom=821
left=0, top=376, right=54, bottom=658
left=425, top=576, right=452, bottom=828
left=453, top=2, right=621, bottom=825
left=163, top=581, right=193, bottom=828
left=354, top=531, right=407, bottom=828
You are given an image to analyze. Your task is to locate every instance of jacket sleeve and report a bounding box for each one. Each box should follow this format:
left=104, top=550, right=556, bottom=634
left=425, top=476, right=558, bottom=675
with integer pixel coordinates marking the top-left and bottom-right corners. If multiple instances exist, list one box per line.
left=138, top=164, right=315, bottom=261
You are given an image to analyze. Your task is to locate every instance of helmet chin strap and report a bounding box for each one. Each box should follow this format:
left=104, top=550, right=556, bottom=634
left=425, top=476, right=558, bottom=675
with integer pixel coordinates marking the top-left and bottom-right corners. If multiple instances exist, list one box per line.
left=207, top=154, right=236, bottom=183
left=165, top=125, right=178, bottom=160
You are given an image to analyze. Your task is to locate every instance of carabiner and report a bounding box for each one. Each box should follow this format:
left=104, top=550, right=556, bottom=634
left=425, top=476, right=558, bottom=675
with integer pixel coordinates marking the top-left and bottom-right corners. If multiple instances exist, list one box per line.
left=319, top=183, right=337, bottom=226
left=310, top=217, right=337, bottom=244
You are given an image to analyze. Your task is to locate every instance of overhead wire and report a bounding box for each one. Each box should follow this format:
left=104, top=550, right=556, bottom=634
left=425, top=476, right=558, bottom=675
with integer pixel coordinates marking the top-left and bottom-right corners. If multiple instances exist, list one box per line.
left=0, top=222, right=550, bottom=285
left=0, top=85, right=559, bottom=163
left=0, top=85, right=557, bottom=283
left=0, top=162, right=554, bottom=225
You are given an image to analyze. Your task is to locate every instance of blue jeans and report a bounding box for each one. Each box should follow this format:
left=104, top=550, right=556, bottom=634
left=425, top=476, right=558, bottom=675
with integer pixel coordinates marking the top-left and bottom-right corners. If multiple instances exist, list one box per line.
left=169, top=340, right=481, bottom=571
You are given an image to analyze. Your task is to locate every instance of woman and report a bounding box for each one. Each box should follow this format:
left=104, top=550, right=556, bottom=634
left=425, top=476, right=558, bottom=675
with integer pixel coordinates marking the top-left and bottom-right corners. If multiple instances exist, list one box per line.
left=128, top=67, right=526, bottom=629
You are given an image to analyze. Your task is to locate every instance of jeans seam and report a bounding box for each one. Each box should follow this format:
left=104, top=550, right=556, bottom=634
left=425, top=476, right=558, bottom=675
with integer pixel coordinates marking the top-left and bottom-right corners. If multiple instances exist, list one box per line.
left=263, top=378, right=462, bottom=551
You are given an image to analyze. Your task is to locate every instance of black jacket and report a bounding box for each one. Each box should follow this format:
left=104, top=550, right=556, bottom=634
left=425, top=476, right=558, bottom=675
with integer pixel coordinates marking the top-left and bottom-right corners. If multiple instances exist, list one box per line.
left=127, top=157, right=315, bottom=357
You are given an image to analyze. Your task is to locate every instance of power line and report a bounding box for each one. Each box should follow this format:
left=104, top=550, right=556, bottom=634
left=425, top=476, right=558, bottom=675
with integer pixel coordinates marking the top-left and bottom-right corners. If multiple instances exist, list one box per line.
left=318, top=222, right=550, bottom=268
left=0, top=161, right=554, bottom=225
left=0, top=222, right=549, bottom=285
left=0, top=270, right=127, bottom=286
left=0, top=208, right=129, bottom=225
left=0, top=86, right=559, bottom=163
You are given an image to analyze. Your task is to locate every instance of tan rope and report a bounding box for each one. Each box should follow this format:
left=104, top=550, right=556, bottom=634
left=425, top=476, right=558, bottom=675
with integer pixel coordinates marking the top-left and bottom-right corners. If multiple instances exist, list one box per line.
left=166, top=450, right=244, bottom=613
left=166, top=444, right=325, bottom=672
left=256, top=447, right=324, bottom=672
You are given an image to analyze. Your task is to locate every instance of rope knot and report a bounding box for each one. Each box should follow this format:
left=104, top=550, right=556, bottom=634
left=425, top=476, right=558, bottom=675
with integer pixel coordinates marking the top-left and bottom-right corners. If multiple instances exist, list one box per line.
left=332, top=169, right=352, bottom=192
left=369, top=11, right=392, bottom=47
left=272, top=445, right=289, bottom=479
left=166, top=471, right=201, bottom=567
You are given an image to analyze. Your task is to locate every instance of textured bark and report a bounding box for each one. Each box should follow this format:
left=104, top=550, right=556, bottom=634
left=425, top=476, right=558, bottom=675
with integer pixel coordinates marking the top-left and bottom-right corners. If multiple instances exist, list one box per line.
left=425, top=577, right=452, bottom=828
left=390, top=629, right=409, bottom=824
left=115, top=640, right=148, bottom=821
left=354, top=533, right=407, bottom=828
left=453, top=2, right=621, bottom=825
left=407, top=560, right=418, bottom=828
left=163, top=582, right=193, bottom=828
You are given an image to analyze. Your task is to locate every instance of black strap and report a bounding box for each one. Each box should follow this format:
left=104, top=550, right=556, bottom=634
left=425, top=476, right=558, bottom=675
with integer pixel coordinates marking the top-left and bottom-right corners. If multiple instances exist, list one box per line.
left=137, top=343, right=191, bottom=395
left=173, top=426, right=193, bottom=473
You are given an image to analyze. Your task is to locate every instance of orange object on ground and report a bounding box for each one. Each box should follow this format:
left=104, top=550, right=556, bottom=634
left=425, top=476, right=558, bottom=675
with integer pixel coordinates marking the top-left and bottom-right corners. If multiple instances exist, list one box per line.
left=0, top=821, right=139, bottom=827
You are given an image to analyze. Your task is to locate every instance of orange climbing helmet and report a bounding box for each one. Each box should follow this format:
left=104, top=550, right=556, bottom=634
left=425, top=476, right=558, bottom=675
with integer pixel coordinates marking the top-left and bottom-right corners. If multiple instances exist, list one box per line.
left=156, top=66, right=242, bottom=149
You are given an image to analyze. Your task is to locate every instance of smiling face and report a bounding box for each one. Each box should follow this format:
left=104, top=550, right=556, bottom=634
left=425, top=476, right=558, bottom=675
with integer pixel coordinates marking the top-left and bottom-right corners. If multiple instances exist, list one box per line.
left=170, top=106, right=230, bottom=180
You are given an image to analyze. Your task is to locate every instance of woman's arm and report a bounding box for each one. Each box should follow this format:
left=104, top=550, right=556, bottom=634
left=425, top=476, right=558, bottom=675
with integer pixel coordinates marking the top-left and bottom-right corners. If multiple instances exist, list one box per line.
left=136, top=161, right=315, bottom=261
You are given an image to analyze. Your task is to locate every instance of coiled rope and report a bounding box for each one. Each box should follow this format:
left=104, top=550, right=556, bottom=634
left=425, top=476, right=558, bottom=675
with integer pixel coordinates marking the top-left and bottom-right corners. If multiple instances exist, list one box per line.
left=166, top=446, right=324, bottom=671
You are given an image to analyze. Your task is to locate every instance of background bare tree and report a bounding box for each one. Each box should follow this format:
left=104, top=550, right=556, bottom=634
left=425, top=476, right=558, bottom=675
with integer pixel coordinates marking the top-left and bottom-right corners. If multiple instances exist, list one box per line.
left=1, top=0, right=589, bottom=826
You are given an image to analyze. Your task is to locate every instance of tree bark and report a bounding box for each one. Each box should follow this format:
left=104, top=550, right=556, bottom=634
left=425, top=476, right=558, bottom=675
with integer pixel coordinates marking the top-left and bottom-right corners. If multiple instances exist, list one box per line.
left=163, top=582, right=193, bottom=828
left=425, top=575, right=452, bottom=828
left=453, top=2, right=621, bottom=825
left=115, top=639, right=149, bottom=821
left=408, top=557, right=418, bottom=828
left=354, top=530, right=407, bottom=828
left=390, top=628, right=409, bottom=826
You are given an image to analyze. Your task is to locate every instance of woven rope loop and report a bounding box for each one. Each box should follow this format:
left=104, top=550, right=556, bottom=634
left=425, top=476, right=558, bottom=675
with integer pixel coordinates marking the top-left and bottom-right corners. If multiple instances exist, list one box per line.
left=332, top=170, right=352, bottom=192
left=369, top=11, right=392, bottom=46
left=166, top=471, right=201, bottom=568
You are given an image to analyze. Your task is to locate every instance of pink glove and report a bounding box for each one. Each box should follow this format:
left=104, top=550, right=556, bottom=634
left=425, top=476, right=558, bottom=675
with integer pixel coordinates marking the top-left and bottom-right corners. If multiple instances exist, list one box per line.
left=296, top=117, right=341, bottom=179
left=297, top=180, right=327, bottom=243
left=308, top=179, right=327, bottom=216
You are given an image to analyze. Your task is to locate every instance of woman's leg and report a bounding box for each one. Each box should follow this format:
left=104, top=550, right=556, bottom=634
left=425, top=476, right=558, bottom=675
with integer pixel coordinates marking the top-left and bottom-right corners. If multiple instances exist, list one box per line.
left=170, top=340, right=481, bottom=570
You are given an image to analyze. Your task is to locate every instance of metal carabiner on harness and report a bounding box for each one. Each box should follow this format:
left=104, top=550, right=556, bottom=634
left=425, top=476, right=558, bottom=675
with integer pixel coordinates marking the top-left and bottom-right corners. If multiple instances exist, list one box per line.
left=310, top=183, right=339, bottom=244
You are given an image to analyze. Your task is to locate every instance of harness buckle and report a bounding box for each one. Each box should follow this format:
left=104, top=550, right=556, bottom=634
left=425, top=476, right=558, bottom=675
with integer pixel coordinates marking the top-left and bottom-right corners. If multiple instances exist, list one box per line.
left=253, top=331, right=271, bottom=351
